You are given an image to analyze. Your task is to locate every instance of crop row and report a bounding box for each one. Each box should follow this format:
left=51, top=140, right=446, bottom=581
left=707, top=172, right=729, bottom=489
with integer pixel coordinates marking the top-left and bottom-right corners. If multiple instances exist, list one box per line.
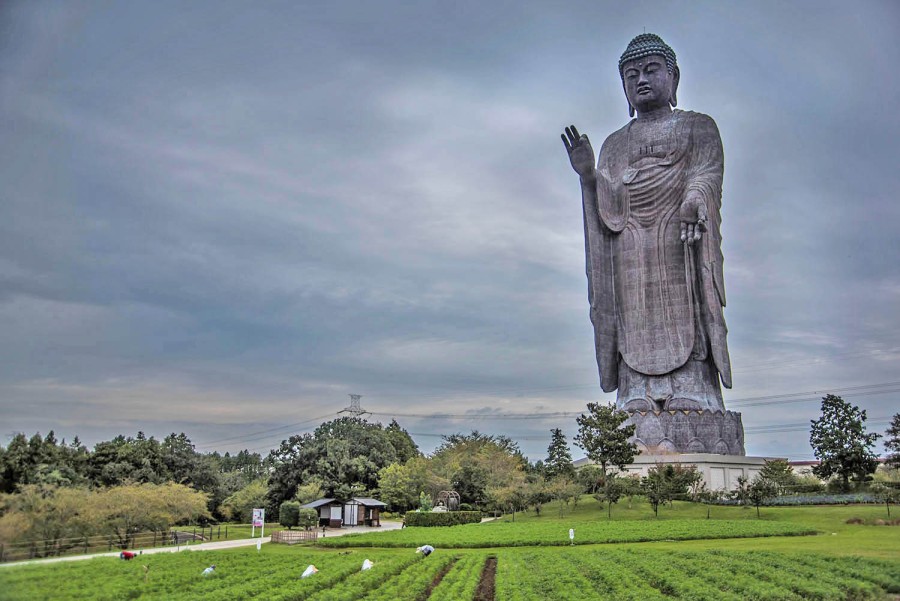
left=317, top=518, right=816, bottom=548
left=0, top=547, right=413, bottom=601
left=493, top=548, right=899, bottom=601
left=2, top=546, right=897, bottom=600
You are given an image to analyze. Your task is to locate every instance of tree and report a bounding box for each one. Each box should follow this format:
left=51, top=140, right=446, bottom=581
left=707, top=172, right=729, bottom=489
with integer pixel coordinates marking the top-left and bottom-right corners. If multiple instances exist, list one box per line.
left=385, top=420, right=420, bottom=464
left=544, top=429, right=575, bottom=481
left=220, top=480, right=268, bottom=522
left=809, top=394, right=880, bottom=491
left=641, top=468, right=669, bottom=518
left=732, top=475, right=750, bottom=506
left=298, top=507, right=318, bottom=530
left=0, top=432, right=89, bottom=493
left=93, top=483, right=209, bottom=548
left=451, top=464, right=490, bottom=507
left=266, top=417, right=411, bottom=509
left=88, top=433, right=167, bottom=487
left=692, top=483, right=721, bottom=519
left=431, top=432, right=527, bottom=509
left=279, top=501, right=301, bottom=529
left=870, top=482, right=898, bottom=518
left=885, top=413, right=900, bottom=470
left=526, top=480, right=553, bottom=516
left=595, top=477, right=624, bottom=520
left=295, top=482, right=324, bottom=505
left=1, top=484, right=96, bottom=556
left=576, top=464, right=604, bottom=495
left=377, top=460, right=429, bottom=513
left=747, top=476, right=778, bottom=518
left=547, top=478, right=582, bottom=518
left=574, top=403, right=637, bottom=487
left=758, top=459, right=797, bottom=495
left=492, top=481, right=529, bottom=521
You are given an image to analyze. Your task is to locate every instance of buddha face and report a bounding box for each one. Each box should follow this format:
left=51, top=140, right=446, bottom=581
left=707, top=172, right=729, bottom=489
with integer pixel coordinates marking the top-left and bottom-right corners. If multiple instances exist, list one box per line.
left=621, top=54, right=674, bottom=115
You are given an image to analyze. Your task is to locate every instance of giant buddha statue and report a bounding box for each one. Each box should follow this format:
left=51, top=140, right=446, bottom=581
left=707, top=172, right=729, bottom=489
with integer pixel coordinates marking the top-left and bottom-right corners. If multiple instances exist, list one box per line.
left=562, top=34, right=744, bottom=455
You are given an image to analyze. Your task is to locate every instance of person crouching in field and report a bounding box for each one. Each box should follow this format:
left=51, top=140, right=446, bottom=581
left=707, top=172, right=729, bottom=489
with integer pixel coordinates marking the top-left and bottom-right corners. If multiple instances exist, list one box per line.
left=201, top=565, right=216, bottom=576
left=119, top=551, right=136, bottom=560
left=415, top=545, right=434, bottom=557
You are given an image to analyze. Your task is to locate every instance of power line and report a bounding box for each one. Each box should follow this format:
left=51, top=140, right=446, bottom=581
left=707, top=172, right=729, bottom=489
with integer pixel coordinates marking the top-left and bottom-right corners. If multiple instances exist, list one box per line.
left=728, top=381, right=900, bottom=407
left=192, top=379, right=898, bottom=452
left=194, top=413, right=337, bottom=449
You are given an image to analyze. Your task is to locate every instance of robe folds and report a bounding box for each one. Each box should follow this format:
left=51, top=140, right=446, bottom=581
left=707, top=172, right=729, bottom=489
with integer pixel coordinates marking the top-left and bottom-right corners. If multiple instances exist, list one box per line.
left=582, top=110, right=732, bottom=394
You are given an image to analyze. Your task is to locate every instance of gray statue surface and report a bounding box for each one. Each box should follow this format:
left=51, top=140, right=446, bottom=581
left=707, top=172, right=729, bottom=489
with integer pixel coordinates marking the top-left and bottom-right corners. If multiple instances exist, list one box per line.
left=563, top=34, right=743, bottom=454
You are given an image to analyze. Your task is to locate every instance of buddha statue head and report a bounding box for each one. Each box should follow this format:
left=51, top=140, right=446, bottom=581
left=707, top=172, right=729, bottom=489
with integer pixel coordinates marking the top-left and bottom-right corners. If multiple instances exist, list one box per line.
left=619, top=33, right=680, bottom=118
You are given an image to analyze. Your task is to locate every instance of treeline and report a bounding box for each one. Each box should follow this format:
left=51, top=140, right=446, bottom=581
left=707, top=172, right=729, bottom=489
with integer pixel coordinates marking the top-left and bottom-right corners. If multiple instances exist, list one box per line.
left=0, top=430, right=267, bottom=518
left=0, top=482, right=209, bottom=557
left=0, top=430, right=273, bottom=555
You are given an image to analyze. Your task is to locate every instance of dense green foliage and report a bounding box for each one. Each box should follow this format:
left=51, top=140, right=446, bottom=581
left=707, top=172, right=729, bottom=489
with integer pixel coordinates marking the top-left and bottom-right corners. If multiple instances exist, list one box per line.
left=278, top=501, right=300, bottom=529
left=0, top=482, right=210, bottom=555
left=574, top=402, right=637, bottom=480
left=758, top=459, right=800, bottom=494
left=218, top=480, right=268, bottom=523
left=885, top=413, right=900, bottom=470
left=641, top=463, right=701, bottom=516
left=402, top=511, right=482, bottom=527
left=265, top=418, right=419, bottom=510
left=0, top=431, right=266, bottom=520
left=3, top=499, right=900, bottom=600
left=2, top=543, right=896, bottom=600
left=810, top=394, right=881, bottom=490
left=318, top=518, right=815, bottom=548
left=496, top=548, right=899, bottom=601
left=298, top=508, right=318, bottom=530
left=543, top=428, right=574, bottom=481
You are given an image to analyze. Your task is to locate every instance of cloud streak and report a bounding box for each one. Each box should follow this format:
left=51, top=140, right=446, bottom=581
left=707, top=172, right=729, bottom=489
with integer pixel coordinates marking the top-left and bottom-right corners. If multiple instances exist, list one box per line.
left=1, top=0, right=898, bottom=460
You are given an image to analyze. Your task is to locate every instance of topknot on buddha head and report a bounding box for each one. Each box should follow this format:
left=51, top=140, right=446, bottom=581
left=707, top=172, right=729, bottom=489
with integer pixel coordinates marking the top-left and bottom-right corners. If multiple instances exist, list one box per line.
left=619, top=33, right=677, bottom=78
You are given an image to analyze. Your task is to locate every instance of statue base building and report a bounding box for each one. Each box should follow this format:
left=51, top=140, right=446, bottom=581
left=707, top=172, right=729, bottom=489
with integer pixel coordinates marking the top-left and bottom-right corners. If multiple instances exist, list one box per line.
left=626, top=409, right=745, bottom=456
left=574, top=452, right=777, bottom=493
left=622, top=453, right=774, bottom=492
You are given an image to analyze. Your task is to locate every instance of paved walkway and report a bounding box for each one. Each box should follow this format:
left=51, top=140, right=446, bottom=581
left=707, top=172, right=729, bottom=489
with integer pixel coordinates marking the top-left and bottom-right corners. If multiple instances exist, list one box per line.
left=0, top=521, right=405, bottom=568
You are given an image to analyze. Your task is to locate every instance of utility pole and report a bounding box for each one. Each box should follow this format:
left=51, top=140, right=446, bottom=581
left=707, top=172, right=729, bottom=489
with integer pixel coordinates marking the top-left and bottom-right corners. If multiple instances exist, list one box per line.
left=339, top=394, right=370, bottom=419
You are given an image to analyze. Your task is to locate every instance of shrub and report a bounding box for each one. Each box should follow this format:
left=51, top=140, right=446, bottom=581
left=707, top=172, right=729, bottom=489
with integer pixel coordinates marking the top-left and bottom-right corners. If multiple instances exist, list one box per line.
left=298, top=507, right=318, bottom=530
left=279, top=501, right=300, bottom=529
left=404, top=511, right=482, bottom=527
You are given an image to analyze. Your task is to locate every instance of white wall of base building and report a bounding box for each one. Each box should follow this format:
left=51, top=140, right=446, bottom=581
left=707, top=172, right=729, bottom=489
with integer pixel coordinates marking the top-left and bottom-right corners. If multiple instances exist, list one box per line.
left=575, top=453, right=782, bottom=493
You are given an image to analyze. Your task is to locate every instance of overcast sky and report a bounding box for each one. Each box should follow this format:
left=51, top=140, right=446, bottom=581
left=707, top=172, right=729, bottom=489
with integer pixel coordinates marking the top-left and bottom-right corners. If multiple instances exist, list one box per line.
left=2, top=0, right=898, bottom=462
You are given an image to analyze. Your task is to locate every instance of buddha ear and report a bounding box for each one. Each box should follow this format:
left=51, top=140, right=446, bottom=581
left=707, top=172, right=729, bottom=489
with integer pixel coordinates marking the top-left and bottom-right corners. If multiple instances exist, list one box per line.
left=622, top=79, right=635, bottom=117
left=669, top=66, right=680, bottom=107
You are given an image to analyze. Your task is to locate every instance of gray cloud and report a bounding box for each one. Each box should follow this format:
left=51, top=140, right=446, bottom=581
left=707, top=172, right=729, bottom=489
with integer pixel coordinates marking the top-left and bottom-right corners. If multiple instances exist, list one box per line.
left=1, top=0, right=898, bottom=460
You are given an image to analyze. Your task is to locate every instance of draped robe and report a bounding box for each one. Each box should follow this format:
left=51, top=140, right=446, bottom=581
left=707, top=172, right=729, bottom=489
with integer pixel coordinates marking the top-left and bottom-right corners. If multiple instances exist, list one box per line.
left=582, top=110, right=731, bottom=405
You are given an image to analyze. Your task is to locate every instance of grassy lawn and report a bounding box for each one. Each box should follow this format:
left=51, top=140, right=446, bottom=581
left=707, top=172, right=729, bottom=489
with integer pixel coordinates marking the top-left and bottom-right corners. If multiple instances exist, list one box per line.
left=490, top=495, right=900, bottom=559
left=1, top=497, right=897, bottom=600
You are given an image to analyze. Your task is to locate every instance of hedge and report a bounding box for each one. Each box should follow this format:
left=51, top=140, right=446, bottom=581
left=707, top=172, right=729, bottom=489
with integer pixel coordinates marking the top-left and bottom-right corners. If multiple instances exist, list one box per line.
left=714, top=493, right=879, bottom=506
left=404, top=511, right=482, bottom=527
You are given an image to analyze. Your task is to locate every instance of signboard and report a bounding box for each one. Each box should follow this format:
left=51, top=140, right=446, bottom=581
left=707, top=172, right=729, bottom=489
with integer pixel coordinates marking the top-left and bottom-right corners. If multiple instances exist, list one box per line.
left=252, top=508, right=265, bottom=527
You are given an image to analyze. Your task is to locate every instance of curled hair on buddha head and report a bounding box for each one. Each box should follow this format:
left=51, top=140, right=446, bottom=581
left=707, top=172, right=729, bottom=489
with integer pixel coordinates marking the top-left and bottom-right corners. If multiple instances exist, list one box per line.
left=619, top=33, right=679, bottom=116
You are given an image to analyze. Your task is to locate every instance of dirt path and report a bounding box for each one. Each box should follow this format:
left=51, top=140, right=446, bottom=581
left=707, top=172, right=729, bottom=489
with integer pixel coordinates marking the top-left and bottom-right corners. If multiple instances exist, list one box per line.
left=473, top=556, right=497, bottom=601
left=0, top=521, right=404, bottom=568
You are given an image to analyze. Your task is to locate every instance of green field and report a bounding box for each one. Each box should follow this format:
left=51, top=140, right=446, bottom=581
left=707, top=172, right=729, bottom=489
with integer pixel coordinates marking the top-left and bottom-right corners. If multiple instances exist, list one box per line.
left=318, top=517, right=815, bottom=548
left=2, top=498, right=898, bottom=600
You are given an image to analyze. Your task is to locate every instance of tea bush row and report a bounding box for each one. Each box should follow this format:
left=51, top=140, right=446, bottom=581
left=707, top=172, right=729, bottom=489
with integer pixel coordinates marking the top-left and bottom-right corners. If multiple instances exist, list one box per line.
left=317, top=518, right=816, bottom=549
